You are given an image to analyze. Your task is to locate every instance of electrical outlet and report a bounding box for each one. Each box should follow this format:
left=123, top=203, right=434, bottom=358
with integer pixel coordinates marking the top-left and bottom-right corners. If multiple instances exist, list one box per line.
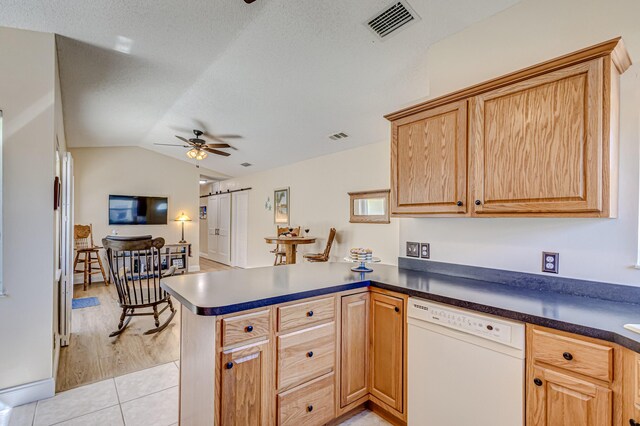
left=542, top=252, right=559, bottom=274
left=420, top=243, right=430, bottom=259
left=406, top=242, right=419, bottom=258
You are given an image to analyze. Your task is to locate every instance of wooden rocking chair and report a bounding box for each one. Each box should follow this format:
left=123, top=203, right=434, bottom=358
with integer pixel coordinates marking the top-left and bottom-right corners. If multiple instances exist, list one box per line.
left=102, top=235, right=177, bottom=337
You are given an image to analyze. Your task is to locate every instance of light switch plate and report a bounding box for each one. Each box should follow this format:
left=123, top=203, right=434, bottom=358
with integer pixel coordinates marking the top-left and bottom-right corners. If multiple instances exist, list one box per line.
left=420, top=243, right=430, bottom=259
left=542, top=252, right=559, bottom=274
left=406, top=242, right=419, bottom=258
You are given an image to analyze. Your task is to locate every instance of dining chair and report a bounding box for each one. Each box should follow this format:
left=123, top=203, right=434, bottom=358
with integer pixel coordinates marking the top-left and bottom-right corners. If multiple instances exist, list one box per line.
left=271, top=226, right=301, bottom=265
left=102, top=235, right=177, bottom=337
left=73, top=224, right=108, bottom=290
left=303, top=228, right=337, bottom=263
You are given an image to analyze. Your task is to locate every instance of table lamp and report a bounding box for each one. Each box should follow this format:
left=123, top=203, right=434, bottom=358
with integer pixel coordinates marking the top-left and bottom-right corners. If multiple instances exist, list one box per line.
left=174, top=212, right=192, bottom=243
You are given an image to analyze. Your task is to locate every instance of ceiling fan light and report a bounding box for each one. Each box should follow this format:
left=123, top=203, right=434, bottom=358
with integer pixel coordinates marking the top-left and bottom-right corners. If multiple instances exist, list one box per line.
left=186, top=148, right=198, bottom=159
left=195, top=150, right=208, bottom=160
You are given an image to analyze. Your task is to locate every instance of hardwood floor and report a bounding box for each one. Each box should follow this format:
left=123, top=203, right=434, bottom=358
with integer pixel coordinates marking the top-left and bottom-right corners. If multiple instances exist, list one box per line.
left=56, top=257, right=231, bottom=392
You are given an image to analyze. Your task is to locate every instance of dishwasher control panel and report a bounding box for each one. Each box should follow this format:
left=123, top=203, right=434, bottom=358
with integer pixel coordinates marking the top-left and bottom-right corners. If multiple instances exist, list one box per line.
left=408, top=298, right=524, bottom=348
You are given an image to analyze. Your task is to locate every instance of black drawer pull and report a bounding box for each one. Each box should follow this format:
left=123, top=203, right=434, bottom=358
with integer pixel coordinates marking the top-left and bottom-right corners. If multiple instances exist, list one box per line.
left=245, top=325, right=253, bottom=332
left=307, top=310, right=314, bottom=317
left=629, top=419, right=639, bottom=426
left=307, top=405, right=313, bottom=412
left=226, top=362, right=233, bottom=369
left=307, top=351, right=314, bottom=358
left=456, top=201, right=463, bottom=207
left=394, top=307, right=400, bottom=313
left=533, top=378, right=542, bottom=386
left=563, top=352, right=573, bottom=361
left=475, top=200, right=482, bottom=206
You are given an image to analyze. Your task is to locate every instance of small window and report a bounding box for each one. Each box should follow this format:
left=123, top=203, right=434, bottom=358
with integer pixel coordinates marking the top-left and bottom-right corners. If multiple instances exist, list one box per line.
left=348, top=189, right=390, bottom=224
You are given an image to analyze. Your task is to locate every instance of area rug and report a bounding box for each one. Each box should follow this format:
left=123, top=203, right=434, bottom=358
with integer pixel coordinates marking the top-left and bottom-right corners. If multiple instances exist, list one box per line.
left=72, top=297, right=100, bottom=309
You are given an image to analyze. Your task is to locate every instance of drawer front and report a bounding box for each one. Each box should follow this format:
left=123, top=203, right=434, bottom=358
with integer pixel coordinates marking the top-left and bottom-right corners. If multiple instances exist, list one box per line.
left=221, top=310, right=270, bottom=347
left=277, top=322, right=336, bottom=390
left=278, top=297, right=335, bottom=332
left=531, top=328, right=613, bottom=382
left=278, top=372, right=335, bottom=426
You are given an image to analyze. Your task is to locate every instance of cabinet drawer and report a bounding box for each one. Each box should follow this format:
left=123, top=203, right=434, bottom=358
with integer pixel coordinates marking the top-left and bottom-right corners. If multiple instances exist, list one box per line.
left=277, top=322, right=335, bottom=390
left=221, top=310, right=270, bottom=347
left=531, top=328, right=613, bottom=382
left=278, top=297, right=335, bottom=332
left=277, top=372, right=335, bottom=426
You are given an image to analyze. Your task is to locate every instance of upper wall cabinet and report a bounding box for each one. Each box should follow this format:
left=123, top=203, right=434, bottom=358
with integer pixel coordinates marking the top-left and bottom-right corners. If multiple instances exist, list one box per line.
left=386, top=38, right=631, bottom=218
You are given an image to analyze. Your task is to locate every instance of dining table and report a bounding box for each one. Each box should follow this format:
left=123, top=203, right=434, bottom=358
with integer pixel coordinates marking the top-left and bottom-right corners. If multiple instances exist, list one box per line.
left=264, top=235, right=316, bottom=265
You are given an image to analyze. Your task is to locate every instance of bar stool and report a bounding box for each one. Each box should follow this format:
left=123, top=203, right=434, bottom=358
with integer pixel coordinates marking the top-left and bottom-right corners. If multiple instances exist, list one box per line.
left=73, top=224, right=108, bottom=290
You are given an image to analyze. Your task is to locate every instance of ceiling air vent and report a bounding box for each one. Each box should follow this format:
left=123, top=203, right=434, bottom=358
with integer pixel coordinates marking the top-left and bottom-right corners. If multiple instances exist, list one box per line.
left=328, top=132, right=349, bottom=141
left=365, top=1, right=420, bottom=40
left=240, top=162, right=252, bottom=167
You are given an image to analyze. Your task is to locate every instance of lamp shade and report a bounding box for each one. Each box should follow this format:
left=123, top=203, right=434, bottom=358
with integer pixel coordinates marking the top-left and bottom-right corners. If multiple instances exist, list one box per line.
left=174, top=212, right=192, bottom=222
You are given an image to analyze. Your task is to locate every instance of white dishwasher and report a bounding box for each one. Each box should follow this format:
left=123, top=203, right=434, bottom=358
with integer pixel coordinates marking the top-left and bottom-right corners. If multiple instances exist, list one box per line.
left=407, top=298, right=525, bottom=426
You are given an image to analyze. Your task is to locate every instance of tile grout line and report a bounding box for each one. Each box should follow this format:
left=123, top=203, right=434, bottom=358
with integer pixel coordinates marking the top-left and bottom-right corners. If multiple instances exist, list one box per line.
left=113, top=377, right=126, bottom=426
left=48, top=404, right=121, bottom=426
left=119, top=384, right=179, bottom=405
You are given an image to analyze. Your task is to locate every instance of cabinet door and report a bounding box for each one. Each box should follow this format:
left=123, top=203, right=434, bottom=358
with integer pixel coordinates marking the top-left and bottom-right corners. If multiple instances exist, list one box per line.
left=369, top=292, right=404, bottom=412
left=340, top=292, right=370, bottom=407
left=470, top=58, right=604, bottom=215
left=528, top=365, right=612, bottom=426
left=220, top=341, right=269, bottom=426
left=391, top=100, right=468, bottom=215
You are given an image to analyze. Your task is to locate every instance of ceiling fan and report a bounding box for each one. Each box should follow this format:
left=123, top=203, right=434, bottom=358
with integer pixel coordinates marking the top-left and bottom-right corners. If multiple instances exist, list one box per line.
left=154, top=129, right=234, bottom=160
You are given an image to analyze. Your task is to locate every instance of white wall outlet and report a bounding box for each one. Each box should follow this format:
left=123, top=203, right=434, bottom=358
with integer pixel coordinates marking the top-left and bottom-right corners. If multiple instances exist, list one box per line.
left=420, top=243, right=430, bottom=259
left=406, top=242, right=419, bottom=258
left=542, top=252, right=559, bottom=274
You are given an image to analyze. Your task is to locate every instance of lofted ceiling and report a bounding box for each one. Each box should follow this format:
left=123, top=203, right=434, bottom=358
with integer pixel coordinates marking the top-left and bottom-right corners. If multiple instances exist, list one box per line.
left=0, top=0, right=520, bottom=177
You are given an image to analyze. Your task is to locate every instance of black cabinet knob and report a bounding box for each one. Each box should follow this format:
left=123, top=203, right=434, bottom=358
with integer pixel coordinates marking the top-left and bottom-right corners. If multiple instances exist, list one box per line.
left=456, top=201, right=463, bottom=207
left=307, top=310, right=314, bottom=317
left=226, top=362, right=233, bottom=369
left=307, top=405, right=313, bottom=412
left=629, top=419, right=639, bottom=426
left=475, top=200, right=482, bottom=206
left=245, top=325, right=253, bottom=332
left=563, top=352, right=573, bottom=361
left=533, top=378, right=543, bottom=386
left=307, top=351, right=314, bottom=358
left=394, top=307, right=400, bottom=313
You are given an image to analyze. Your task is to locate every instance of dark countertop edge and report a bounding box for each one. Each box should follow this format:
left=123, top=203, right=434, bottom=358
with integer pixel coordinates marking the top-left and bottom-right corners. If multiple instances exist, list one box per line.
left=369, top=281, right=640, bottom=353
left=164, top=276, right=640, bottom=353
left=173, top=281, right=370, bottom=316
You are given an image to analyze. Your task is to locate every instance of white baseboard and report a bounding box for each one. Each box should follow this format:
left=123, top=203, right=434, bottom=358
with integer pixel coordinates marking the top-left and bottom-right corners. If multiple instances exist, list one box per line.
left=199, top=252, right=207, bottom=258
left=0, top=378, right=54, bottom=408
left=188, top=265, right=200, bottom=273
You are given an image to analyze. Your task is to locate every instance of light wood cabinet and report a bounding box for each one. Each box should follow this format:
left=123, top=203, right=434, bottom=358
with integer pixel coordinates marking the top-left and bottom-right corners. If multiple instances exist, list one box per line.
left=220, top=340, right=270, bottom=426
left=528, top=365, right=612, bottom=426
left=390, top=99, right=468, bottom=215
left=470, top=59, right=604, bottom=215
left=340, top=292, right=370, bottom=407
left=386, top=38, right=631, bottom=218
left=369, top=292, right=404, bottom=413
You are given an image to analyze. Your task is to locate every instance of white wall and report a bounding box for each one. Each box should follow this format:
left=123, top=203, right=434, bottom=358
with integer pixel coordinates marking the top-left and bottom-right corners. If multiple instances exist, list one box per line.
left=0, top=27, right=59, bottom=391
left=199, top=183, right=212, bottom=256
left=221, top=142, right=398, bottom=268
left=399, top=0, right=640, bottom=286
left=70, top=147, right=223, bottom=272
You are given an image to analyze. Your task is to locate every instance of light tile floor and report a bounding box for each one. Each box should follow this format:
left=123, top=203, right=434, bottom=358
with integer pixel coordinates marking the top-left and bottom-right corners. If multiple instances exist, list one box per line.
left=5, top=361, right=389, bottom=426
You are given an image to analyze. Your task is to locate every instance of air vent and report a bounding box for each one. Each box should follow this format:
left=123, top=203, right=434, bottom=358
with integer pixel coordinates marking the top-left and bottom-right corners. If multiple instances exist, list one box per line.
left=328, top=132, right=349, bottom=141
left=365, top=1, right=420, bottom=40
left=240, top=162, right=252, bottom=167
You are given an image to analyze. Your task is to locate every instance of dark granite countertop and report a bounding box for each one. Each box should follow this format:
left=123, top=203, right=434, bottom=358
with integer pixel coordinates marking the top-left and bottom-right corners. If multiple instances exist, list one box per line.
left=161, top=262, right=640, bottom=353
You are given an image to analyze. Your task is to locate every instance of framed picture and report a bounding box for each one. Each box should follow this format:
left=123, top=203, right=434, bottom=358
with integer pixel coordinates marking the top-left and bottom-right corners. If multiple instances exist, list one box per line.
left=199, top=205, right=207, bottom=219
left=172, top=258, right=184, bottom=269
left=274, top=187, right=290, bottom=225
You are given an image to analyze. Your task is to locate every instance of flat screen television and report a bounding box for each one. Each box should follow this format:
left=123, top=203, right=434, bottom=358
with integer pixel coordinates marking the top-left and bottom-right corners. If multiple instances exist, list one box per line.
left=108, top=195, right=168, bottom=225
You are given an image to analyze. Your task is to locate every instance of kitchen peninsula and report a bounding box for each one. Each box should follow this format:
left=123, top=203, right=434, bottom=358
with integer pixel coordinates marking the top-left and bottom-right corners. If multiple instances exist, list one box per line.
left=162, top=260, right=640, bottom=426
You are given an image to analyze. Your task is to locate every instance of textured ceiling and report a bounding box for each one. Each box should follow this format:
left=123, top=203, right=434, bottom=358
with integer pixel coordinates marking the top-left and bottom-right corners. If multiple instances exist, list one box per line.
left=0, top=0, right=520, bottom=176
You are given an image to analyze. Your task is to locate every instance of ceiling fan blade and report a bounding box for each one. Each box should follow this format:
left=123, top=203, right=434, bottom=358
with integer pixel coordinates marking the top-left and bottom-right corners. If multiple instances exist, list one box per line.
left=202, top=147, right=231, bottom=157
left=175, top=135, right=195, bottom=145
left=154, top=143, right=189, bottom=147
left=205, top=143, right=231, bottom=149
